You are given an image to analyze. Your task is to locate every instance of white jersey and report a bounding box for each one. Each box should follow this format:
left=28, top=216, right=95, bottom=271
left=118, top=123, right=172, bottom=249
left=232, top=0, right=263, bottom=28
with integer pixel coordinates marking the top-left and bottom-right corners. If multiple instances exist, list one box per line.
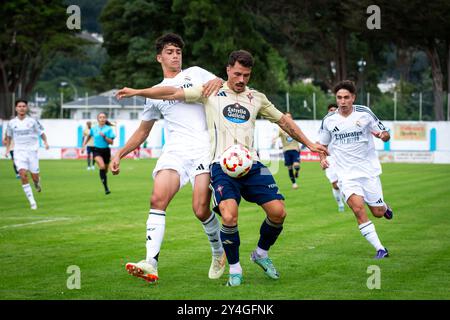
left=6, top=116, right=44, bottom=151
left=318, top=105, right=387, bottom=180
left=142, top=66, right=216, bottom=151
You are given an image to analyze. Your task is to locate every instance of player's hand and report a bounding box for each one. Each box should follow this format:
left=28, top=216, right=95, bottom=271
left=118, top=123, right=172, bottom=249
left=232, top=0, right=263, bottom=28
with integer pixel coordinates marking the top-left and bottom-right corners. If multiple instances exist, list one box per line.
left=307, top=143, right=329, bottom=156
left=320, top=158, right=329, bottom=170
left=202, top=78, right=224, bottom=98
left=110, top=156, right=121, bottom=175
left=372, top=130, right=390, bottom=142
left=44, top=142, right=49, bottom=150
left=116, top=87, right=138, bottom=100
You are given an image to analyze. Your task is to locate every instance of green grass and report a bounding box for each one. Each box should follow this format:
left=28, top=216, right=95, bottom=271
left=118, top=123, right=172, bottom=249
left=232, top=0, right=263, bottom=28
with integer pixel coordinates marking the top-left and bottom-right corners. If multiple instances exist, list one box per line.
left=0, top=159, right=449, bottom=300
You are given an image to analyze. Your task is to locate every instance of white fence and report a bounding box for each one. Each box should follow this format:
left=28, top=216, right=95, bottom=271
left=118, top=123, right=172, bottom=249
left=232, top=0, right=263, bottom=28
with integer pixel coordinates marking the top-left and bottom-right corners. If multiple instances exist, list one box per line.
left=1, top=119, right=450, bottom=163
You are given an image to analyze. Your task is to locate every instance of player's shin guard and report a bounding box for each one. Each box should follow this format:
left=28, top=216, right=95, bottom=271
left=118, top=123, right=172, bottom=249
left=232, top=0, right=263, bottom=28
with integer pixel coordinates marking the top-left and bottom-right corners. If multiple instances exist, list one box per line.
left=258, top=217, right=283, bottom=252
left=202, top=212, right=223, bottom=256
left=22, top=183, right=36, bottom=205
left=288, top=168, right=295, bottom=183
left=294, top=165, right=300, bottom=177
left=146, top=209, right=166, bottom=265
left=99, top=169, right=108, bottom=191
left=220, top=225, right=240, bottom=264
left=359, top=221, right=384, bottom=251
left=332, top=188, right=344, bottom=206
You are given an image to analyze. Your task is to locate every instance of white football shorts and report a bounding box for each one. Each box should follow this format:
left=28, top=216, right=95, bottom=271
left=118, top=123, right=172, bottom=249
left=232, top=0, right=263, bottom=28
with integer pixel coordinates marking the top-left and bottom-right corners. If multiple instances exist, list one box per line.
left=14, top=149, right=40, bottom=174
left=338, top=176, right=385, bottom=207
left=325, top=166, right=338, bottom=184
left=152, top=146, right=210, bottom=189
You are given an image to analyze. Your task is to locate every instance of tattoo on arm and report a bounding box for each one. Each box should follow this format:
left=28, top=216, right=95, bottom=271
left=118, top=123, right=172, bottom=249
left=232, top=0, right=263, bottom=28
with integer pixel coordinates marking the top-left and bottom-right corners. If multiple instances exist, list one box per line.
left=277, top=115, right=310, bottom=146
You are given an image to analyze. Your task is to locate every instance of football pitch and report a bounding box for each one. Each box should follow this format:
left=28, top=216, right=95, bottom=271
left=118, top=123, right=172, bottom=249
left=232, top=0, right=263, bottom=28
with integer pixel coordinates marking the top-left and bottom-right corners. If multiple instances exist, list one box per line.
left=0, top=159, right=449, bottom=300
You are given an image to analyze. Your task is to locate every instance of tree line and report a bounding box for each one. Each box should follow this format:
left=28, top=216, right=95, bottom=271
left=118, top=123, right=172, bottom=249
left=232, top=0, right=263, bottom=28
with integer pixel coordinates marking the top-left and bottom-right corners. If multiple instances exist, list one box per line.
left=0, top=0, right=448, bottom=120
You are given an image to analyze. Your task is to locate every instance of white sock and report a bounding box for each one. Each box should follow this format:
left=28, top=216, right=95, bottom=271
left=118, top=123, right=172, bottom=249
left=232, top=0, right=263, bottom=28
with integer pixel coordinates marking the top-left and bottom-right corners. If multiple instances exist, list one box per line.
left=255, top=246, right=268, bottom=258
left=22, top=184, right=36, bottom=205
left=202, top=212, right=224, bottom=257
left=145, top=209, right=166, bottom=266
left=229, top=262, right=242, bottom=275
left=359, top=221, right=384, bottom=251
left=332, top=188, right=344, bottom=206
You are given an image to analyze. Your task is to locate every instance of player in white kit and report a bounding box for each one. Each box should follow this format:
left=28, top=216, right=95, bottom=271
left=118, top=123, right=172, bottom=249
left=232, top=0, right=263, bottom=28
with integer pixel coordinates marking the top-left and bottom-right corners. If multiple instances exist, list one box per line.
left=318, top=80, right=393, bottom=259
left=322, top=104, right=345, bottom=212
left=110, top=33, right=225, bottom=283
left=4, top=100, right=49, bottom=210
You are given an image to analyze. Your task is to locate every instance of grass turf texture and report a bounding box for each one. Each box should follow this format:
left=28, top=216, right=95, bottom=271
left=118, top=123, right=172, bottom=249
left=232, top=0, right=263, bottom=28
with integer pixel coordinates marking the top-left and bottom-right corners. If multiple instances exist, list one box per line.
left=0, top=159, right=449, bottom=300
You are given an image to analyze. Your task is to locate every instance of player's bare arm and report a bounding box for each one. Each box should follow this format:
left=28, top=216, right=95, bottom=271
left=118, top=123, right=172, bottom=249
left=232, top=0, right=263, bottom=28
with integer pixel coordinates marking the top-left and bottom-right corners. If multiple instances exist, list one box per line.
left=116, top=86, right=185, bottom=101
left=276, top=114, right=329, bottom=156
left=4, top=135, right=11, bottom=157
left=202, top=78, right=224, bottom=97
left=40, top=133, right=49, bottom=150
left=99, top=131, right=114, bottom=145
left=319, top=146, right=329, bottom=169
left=110, top=120, right=156, bottom=175
left=372, top=130, right=390, bottom=142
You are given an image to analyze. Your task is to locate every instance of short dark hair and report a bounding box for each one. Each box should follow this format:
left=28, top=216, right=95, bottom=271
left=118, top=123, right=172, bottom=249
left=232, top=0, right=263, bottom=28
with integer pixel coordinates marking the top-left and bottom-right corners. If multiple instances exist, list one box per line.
left=327, top=103, right=338, bottom=111
left=333, top=80, right=356, bottom=95
left=228, top=50, right=254, bottom=68
left=155, top=33, right=185, bottom=54
left=15, top=99, right=28, bottom=106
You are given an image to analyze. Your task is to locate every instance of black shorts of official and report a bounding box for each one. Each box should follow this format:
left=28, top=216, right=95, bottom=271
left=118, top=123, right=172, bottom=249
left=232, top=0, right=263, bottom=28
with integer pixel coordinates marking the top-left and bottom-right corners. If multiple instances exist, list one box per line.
left=283, top=150, right=300, bottom=167
left=92, top=147, right=111, bottom=164
left=86, top=146, right=94, bottom=155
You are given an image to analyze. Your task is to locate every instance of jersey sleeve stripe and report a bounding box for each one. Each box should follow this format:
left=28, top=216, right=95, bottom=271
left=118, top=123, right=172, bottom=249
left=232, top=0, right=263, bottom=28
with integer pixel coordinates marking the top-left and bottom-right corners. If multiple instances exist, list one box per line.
left=320, top=112, right=335, bottom=130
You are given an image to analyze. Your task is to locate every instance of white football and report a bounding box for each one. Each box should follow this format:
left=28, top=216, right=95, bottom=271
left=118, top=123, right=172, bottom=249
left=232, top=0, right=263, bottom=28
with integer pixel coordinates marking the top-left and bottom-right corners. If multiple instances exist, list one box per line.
left=220, top=144, right=253, bottom=178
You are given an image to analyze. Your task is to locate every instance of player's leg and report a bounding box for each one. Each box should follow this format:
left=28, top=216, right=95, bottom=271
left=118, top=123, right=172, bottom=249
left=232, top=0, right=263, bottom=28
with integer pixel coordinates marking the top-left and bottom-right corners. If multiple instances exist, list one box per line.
left=242, top=163, right=285, bottom=279
left=250, top=199, right=286, bottom=279
left=347, top=192, right=387, bottom=259
left=15, top=151, right=37, bottom=209
left=293, top=161, right=300, bottom=179
left=218, top=198, right=242, bottom=286
left=86, top=146, right=91, bottom=169
left=95, top=153, right=110, bottom=194
left=365, top=176, right=393, bottom=220
left=332, top=181, right=345, bottom=212
left=10, top=150, right=19, bottom=177
left=210, top=162, right=243, bottom=286
left=29, top=151, right=41, bottom=192
left=284, top=151, right=297, bottom=189
left=88, top=148, right=95, bottom=169
left=126, top=169, right=180, bottom=283
left=192, top=173, right=225, bottom=279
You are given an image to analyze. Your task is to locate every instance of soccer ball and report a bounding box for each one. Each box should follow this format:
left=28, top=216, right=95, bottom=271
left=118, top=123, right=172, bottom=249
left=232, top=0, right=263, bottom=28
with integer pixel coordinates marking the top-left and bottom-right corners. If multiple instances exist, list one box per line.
left=220, top=144, right=253, bottom=178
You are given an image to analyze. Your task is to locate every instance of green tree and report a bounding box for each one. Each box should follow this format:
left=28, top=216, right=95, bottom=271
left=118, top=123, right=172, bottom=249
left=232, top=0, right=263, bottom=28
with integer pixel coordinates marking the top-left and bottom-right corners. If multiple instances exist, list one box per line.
left=0, top=0, right=85, bottom=119
left=100, top=0, right=288, bottom=93
left=345, top=0, right=450, bottom=120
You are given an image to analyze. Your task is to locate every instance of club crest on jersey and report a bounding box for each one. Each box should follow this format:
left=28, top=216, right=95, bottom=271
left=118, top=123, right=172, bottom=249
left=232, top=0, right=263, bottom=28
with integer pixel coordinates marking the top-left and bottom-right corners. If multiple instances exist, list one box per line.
left=223, top=103, right=250, bottom=124
left=247, top=92, right=254, bottom=103
left=216, top=185, right=224, bottom=197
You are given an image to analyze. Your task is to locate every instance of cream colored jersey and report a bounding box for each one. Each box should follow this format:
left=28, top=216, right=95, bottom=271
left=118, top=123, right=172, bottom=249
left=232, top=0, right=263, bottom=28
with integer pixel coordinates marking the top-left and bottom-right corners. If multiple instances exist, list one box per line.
left=185, top=83, right=283, bottom=162
left=83, top=128, right=94, bottom=147
left=278, top=128, right=300, bottom=152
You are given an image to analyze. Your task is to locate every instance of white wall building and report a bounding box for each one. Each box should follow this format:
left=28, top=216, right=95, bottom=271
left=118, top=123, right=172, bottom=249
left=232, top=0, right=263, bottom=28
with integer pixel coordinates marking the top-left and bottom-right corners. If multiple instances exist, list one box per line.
left=62, top=89, right=146, bottom=120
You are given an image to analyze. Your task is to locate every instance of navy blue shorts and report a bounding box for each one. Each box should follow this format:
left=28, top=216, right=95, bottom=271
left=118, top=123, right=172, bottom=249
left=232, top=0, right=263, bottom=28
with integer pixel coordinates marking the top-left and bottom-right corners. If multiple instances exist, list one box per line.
left=210, top=161, right=285, bottom=214
left=283, top=150, right=300, bottom=166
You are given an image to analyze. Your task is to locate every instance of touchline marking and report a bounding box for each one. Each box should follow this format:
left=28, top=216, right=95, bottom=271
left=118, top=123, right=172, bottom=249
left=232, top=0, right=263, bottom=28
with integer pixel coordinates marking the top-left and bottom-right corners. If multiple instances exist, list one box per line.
left=0, top=218, right=71, bottom=230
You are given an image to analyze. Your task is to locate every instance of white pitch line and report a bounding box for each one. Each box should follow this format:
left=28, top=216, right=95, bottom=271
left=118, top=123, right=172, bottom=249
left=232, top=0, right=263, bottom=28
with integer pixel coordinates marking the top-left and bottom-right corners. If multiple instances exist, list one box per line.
left=0, top=218, right=71, bottom=230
